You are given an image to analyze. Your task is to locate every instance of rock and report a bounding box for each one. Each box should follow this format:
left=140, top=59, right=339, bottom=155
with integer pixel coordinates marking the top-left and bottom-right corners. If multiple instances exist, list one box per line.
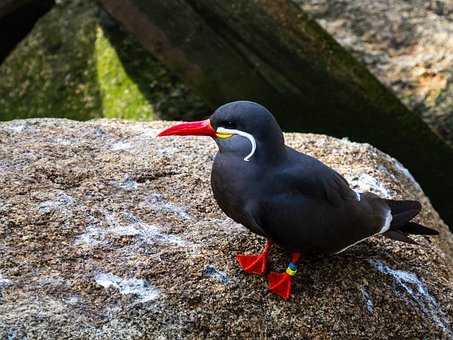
left=0, top=118, right=452, bottom=338
left=297, top=0, right=453, bottom=145
left=0, top=0, right=208, bottom=121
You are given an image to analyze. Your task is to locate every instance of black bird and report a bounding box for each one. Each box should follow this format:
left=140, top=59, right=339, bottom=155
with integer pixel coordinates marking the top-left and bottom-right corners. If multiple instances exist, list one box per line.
left=158, top=101, right=438, bottom=299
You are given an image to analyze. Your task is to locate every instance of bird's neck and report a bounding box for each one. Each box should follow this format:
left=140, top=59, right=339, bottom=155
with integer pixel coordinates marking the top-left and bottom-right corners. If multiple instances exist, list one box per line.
left=257, top=132, right=287, bottom=164
left=256, top=140, right=287, bottom=164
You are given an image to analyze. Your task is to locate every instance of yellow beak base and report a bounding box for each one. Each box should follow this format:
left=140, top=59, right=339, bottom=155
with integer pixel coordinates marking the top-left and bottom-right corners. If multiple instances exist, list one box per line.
left=216, top=132, right=233, bottom=139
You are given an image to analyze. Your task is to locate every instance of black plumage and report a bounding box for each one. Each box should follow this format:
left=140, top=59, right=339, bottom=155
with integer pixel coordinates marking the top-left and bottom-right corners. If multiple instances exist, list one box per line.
left=209, top=101, right=436, bottom=254
left=158, top=100, right=438, bottom=299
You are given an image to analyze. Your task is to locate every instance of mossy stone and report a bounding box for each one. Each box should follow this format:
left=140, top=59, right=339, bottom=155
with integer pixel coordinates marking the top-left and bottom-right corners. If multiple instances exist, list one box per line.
left=0, top=0, right=209, bottom=121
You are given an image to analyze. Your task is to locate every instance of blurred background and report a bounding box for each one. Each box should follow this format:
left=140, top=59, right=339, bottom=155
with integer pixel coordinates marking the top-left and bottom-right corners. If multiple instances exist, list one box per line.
left=1, top=0, right=452, bottom=142
left=0, top=0, right=209, bottom=122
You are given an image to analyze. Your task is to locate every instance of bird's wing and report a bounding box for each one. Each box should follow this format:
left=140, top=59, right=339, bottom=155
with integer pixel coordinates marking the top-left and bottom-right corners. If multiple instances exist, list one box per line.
left=274, top=157, right=358, bottom=206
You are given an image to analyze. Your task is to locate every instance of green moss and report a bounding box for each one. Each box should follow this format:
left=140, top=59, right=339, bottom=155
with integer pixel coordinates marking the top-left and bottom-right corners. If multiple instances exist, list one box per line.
left=0, top=0, right=209, bottom=121
left=102, top=21, right=210, bottom=121
left=95, top=27, right=153, bottom=120
left=0, top=0, right=101, bottom=121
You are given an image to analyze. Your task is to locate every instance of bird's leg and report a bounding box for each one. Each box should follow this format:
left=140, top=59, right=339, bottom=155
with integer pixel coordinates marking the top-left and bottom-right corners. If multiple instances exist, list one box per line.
left=236, top=240, right=272, bottom=275
left=267, top=252, right=302, bottom=300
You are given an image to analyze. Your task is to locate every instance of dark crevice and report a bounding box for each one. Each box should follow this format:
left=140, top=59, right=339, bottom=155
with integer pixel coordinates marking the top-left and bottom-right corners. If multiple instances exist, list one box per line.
left=0, top=0, right=55, bottom=65
left=133, top=171, right=177, bottom=183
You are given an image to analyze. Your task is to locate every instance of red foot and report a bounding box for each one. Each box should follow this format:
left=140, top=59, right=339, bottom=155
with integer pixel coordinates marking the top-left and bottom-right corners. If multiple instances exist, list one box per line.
left=236, top=253, right=268, bottom=275
left=267, top=272, right=293, bottom=300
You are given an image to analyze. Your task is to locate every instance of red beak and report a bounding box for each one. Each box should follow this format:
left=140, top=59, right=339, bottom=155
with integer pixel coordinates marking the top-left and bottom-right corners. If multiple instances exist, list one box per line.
left=157, top=119, right=216, bottom=138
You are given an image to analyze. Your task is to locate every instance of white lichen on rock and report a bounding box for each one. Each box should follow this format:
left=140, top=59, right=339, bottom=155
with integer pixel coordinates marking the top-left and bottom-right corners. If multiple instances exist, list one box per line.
left=95, top=272, right=159, bottom=303
left=38, top=192, right=75, bottom=214
left=75, top=210, right=188, bottom=248
left=369, top=259, right=452, bottom=337
left=360, top=286, right=374, bottom=314
left=346, top=173, right=393, bottom=198
left=0, top=275, right=12, bottom=288
left=146, top=193, right=191, bottom=220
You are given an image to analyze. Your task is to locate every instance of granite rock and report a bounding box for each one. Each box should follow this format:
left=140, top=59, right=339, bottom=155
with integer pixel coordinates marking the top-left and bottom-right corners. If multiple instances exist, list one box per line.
left=0, top=119, right=452, bottom=339
left=298, top=0, right=453, bottom=145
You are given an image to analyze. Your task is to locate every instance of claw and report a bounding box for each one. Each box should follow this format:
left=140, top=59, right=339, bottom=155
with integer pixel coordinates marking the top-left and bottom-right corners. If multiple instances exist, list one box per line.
left=267, top=272, right=293, bottom=300
left=236, top=253, right=268, bottom=275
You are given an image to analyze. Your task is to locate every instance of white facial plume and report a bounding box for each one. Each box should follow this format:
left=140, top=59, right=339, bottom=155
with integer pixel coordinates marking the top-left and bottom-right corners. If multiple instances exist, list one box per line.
left=216, top=127, right=257, bottom=162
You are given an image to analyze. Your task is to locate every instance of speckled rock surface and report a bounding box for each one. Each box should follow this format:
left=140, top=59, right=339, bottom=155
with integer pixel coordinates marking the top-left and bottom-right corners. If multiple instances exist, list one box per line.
left=297, top=0, right=453, bottom=145
left=0, top=119, right=452, bottom=339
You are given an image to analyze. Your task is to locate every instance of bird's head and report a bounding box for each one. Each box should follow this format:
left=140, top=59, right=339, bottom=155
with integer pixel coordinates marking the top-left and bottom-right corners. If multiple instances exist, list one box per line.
left=158, top=101, right=285, bottom=162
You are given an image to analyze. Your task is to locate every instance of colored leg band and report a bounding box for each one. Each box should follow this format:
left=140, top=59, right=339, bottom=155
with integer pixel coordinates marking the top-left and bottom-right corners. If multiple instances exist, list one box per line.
left=286, top=262, right=298, bottom=276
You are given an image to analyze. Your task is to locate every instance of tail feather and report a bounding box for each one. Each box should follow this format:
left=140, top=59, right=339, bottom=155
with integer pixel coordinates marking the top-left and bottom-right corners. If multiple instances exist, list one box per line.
left=382, top=199, right=438, bottom=245
left=399, top=222, right=439, bottom=235
left=391, top=209, right=421, bottom=228
left=386, top=199, right=421, bottom=215
left=386, top=199, right=421, bottom=228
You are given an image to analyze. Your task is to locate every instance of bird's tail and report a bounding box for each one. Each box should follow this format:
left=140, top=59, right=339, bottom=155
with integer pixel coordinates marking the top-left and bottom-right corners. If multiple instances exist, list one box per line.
left=382, top=199, right=438, bottom=244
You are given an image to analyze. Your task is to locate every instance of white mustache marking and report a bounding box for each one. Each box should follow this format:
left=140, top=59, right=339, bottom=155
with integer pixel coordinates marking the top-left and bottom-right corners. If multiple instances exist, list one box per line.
left=216, top=127, right=256, bottom=162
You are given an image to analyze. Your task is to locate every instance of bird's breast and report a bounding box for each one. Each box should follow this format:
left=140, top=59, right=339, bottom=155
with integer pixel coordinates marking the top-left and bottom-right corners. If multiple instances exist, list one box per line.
left=210, top=154, right=262, bottom=228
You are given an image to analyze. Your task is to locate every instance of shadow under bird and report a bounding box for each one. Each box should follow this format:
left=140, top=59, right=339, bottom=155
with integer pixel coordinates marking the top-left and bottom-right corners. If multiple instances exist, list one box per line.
left=158, top=101, right=438, bottom=300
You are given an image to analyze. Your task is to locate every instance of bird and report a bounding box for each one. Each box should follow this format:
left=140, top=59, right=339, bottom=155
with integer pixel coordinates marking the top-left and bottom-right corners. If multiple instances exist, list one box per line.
left=157, top=100, right=438, bottom=300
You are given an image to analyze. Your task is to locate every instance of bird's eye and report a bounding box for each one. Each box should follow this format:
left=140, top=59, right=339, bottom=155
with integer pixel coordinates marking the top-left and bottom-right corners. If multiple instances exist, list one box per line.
left=224, top=121, right=234, bottom=128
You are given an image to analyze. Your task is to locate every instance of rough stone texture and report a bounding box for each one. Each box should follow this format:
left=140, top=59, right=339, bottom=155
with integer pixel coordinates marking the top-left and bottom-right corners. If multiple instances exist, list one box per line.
left=298, top=0, right=453, bottom=145
left=0, top=119, right=452, bottom=339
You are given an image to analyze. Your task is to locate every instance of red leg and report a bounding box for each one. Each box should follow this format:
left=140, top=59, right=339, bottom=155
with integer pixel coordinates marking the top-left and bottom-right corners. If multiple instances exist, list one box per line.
left=267, top=252, right=302, bottom=300
left=236, top=240, right=272, bottom=275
